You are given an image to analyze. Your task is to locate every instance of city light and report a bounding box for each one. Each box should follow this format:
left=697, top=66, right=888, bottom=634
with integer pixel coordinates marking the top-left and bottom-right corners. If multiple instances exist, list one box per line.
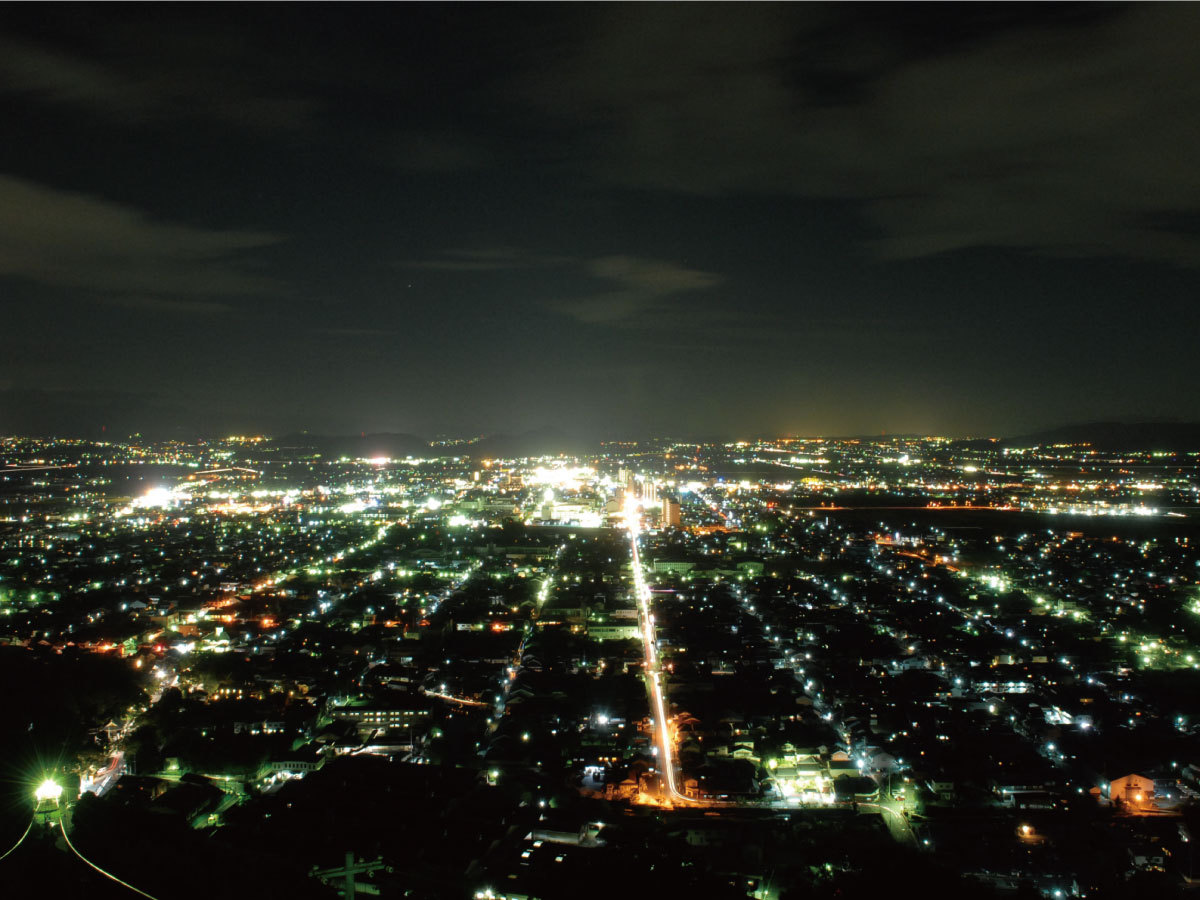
left=4, top=429, right=1199, bottom=893
left=4, top=3, right=1197, bottom=895
left=35, top=779, right=63, bottom=804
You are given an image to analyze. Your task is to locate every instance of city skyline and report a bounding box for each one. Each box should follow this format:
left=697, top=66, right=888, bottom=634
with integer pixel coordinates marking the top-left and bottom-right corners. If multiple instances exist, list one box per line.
left=4, top=5, right=1200, bottom=438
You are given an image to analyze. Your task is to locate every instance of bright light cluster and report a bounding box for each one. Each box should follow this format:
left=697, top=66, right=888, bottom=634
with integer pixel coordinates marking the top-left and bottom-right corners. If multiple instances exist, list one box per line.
left=133, top=486, right=183, bottom=509
left=528, top=465, right=594, bottom=488
left=35, top=779, right=62, bottom=803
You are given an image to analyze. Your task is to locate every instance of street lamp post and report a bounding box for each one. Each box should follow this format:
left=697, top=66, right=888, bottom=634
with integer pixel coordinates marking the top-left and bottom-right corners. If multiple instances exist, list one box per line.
left=34, top=778, right=64, bottom=824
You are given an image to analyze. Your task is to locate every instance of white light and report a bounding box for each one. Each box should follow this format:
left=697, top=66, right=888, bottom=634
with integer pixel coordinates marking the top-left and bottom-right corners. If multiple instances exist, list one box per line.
left=529, top=465, right=594, bottom=488
left=135, top=486, right=177, bottom=509
left=35, top=779, right=62, bottom=803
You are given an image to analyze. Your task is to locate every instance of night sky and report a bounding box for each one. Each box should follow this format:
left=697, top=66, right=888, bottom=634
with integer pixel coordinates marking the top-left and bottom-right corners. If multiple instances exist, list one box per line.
left=3, top=3, right=1200, bottom=440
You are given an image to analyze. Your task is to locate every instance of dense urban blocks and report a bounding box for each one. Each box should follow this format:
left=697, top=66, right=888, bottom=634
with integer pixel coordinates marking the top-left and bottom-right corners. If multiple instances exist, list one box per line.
left=2, top=434, right=1200, bottom=897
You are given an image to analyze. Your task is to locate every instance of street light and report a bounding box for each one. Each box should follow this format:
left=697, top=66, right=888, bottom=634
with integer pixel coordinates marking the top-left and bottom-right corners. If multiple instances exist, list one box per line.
left=35, top=779, right=62, bottom=805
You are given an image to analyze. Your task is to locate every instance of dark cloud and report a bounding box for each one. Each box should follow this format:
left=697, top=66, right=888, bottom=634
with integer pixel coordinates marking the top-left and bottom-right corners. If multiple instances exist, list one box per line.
left=0, top=386, right=167, bottom=436
left=0, top=174, right=282, bottom=306
left=550, top=256, right=722, bottom=325
left=523, top=4, right=1200, bottom=265
left=0, top=34, right=149, bottom=117
left=0, top=32, right=318, bottom=131
left=401, top=249, right=721, bottom=325
left=397, top=248, right=574, bottom=273
left=389, top=131, right=492, bottom=174
left=105, top=295, right=233, bottom=315
left=319, top=327, right=398, bottom=337
left=0, top=6, right=1198, bottom=438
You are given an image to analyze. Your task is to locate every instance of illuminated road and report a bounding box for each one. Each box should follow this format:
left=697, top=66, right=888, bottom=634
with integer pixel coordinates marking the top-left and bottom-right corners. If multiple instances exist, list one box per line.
left=80, top=750, right=124, bottom=798
left=620, top=496, right=928, bottom=832
left=624, top=501, right=692, bottom=805
left=857, top=799, right=917, bottom=847
left=421, top=687, right=488, bottom=708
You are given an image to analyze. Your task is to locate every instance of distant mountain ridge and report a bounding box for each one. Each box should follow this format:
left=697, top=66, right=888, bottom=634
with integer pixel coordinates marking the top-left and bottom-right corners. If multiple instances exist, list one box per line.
left=271, top=432, right=429, bottom=458
left=269, top=429, right=596, bottom=459
left=21, top=422, right=1199, bottom=454
left=1002, top=421, right=1200, bottom=450
left=464, top=429, right=597, bottom=458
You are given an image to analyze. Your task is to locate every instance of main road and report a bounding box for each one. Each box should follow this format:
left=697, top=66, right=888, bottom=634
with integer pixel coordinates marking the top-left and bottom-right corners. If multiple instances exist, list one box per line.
left=623, top=498, right=692, bottom=805
left=620, top=496, right=920, bottom=836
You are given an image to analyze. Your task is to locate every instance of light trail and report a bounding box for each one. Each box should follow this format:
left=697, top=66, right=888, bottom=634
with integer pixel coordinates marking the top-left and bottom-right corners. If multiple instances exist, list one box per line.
left=421, top=687, right=488, bottom=707
left=621, top=497, right=844, bottom=813
left=623, top=497, right=691, bottom=805
left=0, top=816, right=33, bottom=863
left=60, top=820, right=161, bottom=899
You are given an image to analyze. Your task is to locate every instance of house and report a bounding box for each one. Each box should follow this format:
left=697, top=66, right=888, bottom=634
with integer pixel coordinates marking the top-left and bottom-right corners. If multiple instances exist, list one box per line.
left=926, top=776, right=955, bottom=803
left=1109, top=773, right=1156, bottom=809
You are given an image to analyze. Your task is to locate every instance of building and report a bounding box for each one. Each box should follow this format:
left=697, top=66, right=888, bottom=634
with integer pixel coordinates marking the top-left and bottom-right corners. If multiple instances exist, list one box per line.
left=587, top=622, right=641, bottom=641
left=1109, top=773, right=1158, bottom=812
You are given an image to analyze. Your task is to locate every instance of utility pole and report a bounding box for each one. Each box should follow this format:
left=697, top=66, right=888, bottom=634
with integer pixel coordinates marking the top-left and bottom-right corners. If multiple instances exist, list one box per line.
left=311, top=851, right=390, bottom=899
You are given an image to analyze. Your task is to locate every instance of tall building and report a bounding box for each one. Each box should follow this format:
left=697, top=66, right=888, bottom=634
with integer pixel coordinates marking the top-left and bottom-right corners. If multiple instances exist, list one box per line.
left=661, top=498, right=681, bottom=528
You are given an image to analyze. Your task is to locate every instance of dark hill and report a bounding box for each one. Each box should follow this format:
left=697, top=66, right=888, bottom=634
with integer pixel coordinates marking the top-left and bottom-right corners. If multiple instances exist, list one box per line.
left=466, top=429, right=597, bottom=459
left=271, top=432, right=430, bottom=459
left=1003, top=421, right=1200, bottom=450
